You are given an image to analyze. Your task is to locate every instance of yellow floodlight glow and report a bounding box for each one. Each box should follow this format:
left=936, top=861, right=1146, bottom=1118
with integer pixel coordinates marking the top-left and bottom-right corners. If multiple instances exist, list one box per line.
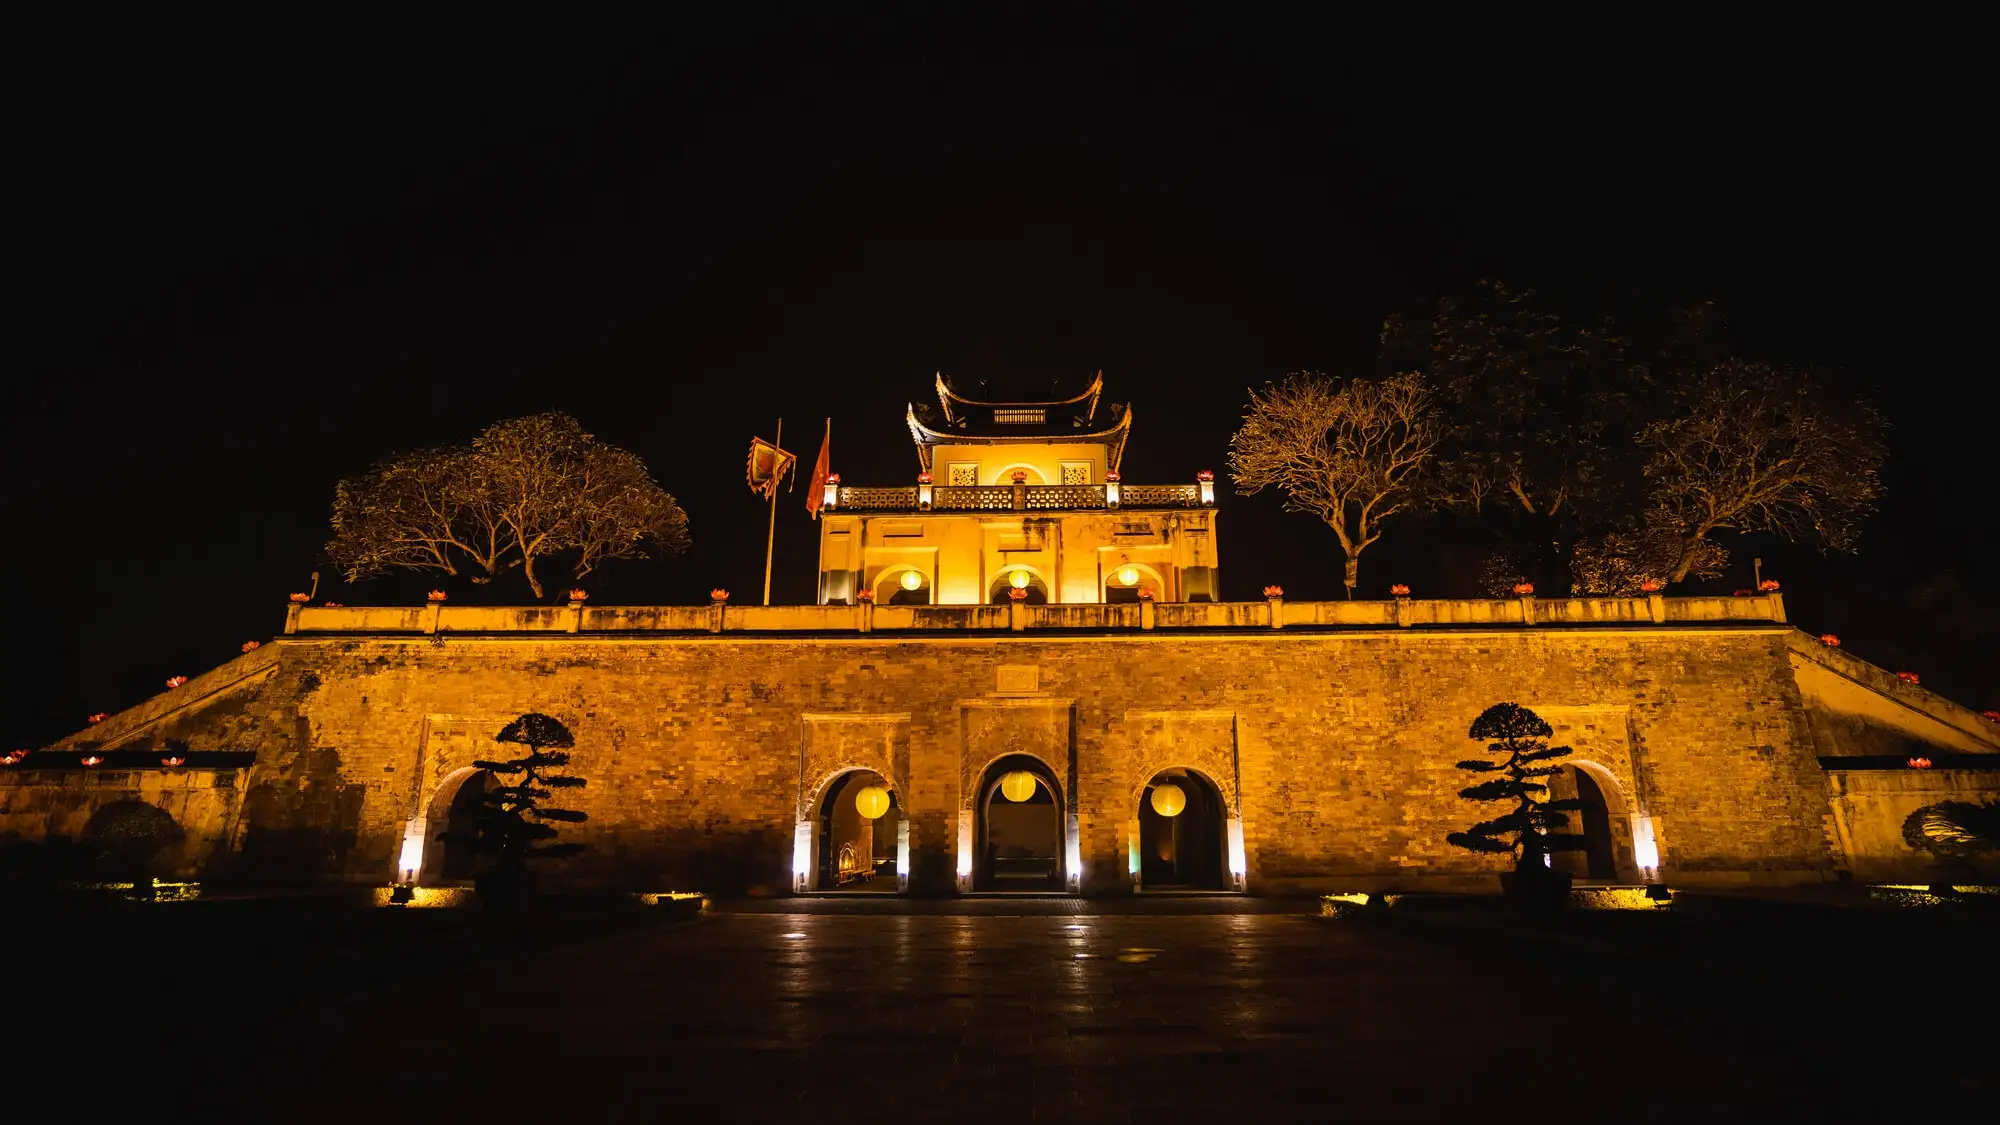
left=397, top=831, right=425, bottom=882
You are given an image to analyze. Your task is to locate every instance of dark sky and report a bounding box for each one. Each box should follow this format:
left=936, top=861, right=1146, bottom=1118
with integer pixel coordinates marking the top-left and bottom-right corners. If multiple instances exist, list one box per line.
left=9, top=11, right=1993, bottom=744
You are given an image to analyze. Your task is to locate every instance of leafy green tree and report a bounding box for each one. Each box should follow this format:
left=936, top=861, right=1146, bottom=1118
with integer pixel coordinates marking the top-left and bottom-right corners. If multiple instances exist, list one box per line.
left=1380, top=281, right=1650, bottom=593
left=461, top=713, right=589, bottom=906
left=1446, top=703, right=1587, bottom=875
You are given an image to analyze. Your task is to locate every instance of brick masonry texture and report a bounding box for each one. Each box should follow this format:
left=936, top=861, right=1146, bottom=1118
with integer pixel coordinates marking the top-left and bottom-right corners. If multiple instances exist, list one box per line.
left=13, top=624, right=1997, bottom=892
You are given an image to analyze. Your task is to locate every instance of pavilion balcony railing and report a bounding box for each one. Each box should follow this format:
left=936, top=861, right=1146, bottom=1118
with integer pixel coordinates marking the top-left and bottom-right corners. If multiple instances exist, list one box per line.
left=831, top=481, right=1208, bottom=513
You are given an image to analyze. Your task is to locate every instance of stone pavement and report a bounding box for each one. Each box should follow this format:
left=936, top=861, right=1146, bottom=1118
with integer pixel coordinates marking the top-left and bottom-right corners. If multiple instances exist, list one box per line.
left=209, top=902, right=1982, bottom=1123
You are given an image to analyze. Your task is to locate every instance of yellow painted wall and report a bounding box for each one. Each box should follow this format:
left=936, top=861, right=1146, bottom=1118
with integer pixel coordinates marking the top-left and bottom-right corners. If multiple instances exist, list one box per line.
left=820, top=508, right=1218, bottom=605
left=928, top=442, right=1111, bottom=484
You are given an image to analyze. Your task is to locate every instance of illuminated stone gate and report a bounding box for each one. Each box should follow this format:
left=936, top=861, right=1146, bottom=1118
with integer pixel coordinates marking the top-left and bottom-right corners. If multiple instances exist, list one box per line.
left=5, top=375, right=1996, bottom=893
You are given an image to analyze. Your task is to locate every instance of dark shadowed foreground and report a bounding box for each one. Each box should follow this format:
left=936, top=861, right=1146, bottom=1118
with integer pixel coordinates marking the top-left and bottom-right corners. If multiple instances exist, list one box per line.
left=33, top=897, right=1993, bottom=1122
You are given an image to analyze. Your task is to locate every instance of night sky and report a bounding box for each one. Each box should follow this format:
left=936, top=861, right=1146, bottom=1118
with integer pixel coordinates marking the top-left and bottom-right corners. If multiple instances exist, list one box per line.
left=10, top=12, right=1993, bottom=745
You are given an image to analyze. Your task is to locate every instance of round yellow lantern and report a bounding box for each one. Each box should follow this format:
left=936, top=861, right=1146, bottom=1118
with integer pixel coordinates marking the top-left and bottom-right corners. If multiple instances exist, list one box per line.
left=899, top=570, right=923, bottom=592
left=1149, top=782, right=1187, bottom=818
left=1117, top=565, right=1140, bottom=586
left=1009, top=569, right=1030, bottom=590
left=999, top=770, right=1039, bottom=803
left=853, top=784, right=891, bottom=820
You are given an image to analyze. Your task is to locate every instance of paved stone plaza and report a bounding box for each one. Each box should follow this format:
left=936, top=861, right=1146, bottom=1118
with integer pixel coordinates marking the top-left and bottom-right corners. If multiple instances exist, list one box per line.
left=179, top=899, right=1988, bottom=1123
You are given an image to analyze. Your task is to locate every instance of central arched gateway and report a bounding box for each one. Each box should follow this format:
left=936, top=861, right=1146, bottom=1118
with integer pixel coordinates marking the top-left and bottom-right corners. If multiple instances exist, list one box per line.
left=1135, top=768, right=1226, bottom=890
left=973, top=754, right=1067, bottom=891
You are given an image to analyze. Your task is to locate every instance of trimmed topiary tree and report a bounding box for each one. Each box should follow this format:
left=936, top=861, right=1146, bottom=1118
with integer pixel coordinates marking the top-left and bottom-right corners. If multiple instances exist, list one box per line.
left=462, top=712, right=588, bottom=907
left=1902, top=801, right=2000, bottom=863
left=1447, top=703, right=1587, bottom=897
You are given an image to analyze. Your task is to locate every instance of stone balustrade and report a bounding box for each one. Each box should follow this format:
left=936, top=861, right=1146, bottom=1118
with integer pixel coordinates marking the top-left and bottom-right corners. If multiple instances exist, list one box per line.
left=285, top=592, right=1787, bottom=636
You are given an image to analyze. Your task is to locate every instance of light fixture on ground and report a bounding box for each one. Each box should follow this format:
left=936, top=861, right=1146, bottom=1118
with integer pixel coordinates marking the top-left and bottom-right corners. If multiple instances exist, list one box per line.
left=1000, top=770, right=1038, bottom=802
left=854, top=784, right=890, bottom=820
left=1150, top=783, right=1186, bottom=817
left=899, top=570, right=923, bottom=592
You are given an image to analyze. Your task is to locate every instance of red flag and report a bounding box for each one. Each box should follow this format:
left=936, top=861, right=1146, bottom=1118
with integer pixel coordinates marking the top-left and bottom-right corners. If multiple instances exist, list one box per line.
left=805, top=419, right=831, bottom=519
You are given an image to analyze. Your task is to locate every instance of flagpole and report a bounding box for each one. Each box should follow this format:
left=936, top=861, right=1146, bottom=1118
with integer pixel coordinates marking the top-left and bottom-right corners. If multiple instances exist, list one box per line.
left=763, top=418, right=782, bottom=606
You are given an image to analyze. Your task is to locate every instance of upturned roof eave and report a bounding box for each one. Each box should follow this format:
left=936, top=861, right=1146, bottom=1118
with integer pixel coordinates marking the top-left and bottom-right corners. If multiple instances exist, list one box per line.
left=906, top=402, right=1132, bottom=473
left=935, top=370, right=1104, bottom=422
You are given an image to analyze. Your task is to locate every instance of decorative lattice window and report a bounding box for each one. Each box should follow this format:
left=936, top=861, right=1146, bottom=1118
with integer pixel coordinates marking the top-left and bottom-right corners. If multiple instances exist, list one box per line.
left=993, top=408, right=1045, bottom=424
left=948, top=463, right=979, bottom=486
left=1061, top=462, right=1091, bottom=485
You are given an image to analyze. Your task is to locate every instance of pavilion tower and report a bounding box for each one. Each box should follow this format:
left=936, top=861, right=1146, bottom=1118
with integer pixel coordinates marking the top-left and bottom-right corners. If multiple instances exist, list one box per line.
left=815, top=372, right=1220, bottom=605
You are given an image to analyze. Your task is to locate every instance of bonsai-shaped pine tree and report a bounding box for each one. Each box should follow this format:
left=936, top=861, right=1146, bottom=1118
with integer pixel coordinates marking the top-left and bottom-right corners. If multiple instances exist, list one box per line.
left=1902, top=801, right=2000, bottom=876
left=464, top=712, right=588, bottom=907
left=1446, top=703, right=1586, bottom=884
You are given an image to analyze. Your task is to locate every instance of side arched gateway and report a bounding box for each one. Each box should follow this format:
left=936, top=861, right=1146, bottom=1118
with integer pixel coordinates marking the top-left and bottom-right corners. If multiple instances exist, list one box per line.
left=1547, top=760, right=1644, bottom=883
left=802, top=768, right=907, bottom=892
left=400, top=766, right=494, bottom=886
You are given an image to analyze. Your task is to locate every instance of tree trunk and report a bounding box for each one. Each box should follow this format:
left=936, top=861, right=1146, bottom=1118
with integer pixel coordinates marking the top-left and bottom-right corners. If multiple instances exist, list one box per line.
left=523, top=555, right=545, bottom=600
left=1669, top=538, right=1702, bottom=584
left=1343, top=554, right=1359, bottom=599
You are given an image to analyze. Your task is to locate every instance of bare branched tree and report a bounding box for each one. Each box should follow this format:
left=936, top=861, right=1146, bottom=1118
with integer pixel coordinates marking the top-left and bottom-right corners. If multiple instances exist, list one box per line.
left=326, top=412, right=690, bottom=597
left=565, top=444, right=694, bottom=582
left=1229, top=372, right=1439, bottom=597
left=1635, top=361, right=1887, bottom=582
left=328, top=446, right=511, bottom=583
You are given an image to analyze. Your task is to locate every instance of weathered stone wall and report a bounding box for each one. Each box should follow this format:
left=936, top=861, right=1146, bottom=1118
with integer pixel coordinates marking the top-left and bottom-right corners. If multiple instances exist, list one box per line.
left=14, top=622, right=1953, bottom=894
left=0, top=769, right=244, bottom=879
left=1824, top=769, right=2000, bottom=882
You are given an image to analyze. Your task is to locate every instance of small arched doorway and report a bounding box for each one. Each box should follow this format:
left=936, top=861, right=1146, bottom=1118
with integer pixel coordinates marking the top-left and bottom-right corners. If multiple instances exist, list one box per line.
left=1548, top=763, right=1628, bottom=882
left=974, top=754, right=1065, bottom=891
left=83, top=799, right=186, bottom=880
left=989, top=569, right=1049, bottom=605
left=1103, top=561, right=1165, bottom=604
left=992, top=464, right=1046, bottom=485
left=1136, top=769, right=1226, bottom=890
left=813, top=769, right=904, bottom=891
left=877, top=568, right=932, bottom=605
left=419, top=768, right=495, bottom=885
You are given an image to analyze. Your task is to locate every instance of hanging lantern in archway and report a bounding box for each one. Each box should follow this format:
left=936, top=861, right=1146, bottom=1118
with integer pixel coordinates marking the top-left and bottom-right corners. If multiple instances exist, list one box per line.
left=1149, top=782, right=1187, bottom=818
left=899, top=570, right=924, bottom=592
left=854, top=784, right=891, bottom=819
left=1009, top=569, right=1031, bottom=591
left=999, top=770, right=1039, bottom=802
left=1117, top=565, right=1139, bottom=586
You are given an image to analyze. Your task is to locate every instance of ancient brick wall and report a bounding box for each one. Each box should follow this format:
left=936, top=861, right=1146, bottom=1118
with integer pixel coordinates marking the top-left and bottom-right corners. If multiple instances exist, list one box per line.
left=0, top=769, right=244, bottom=879
left=7, top=623, right=1895, bottom=894
left=1824, top=769, right=2000, bottom=882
